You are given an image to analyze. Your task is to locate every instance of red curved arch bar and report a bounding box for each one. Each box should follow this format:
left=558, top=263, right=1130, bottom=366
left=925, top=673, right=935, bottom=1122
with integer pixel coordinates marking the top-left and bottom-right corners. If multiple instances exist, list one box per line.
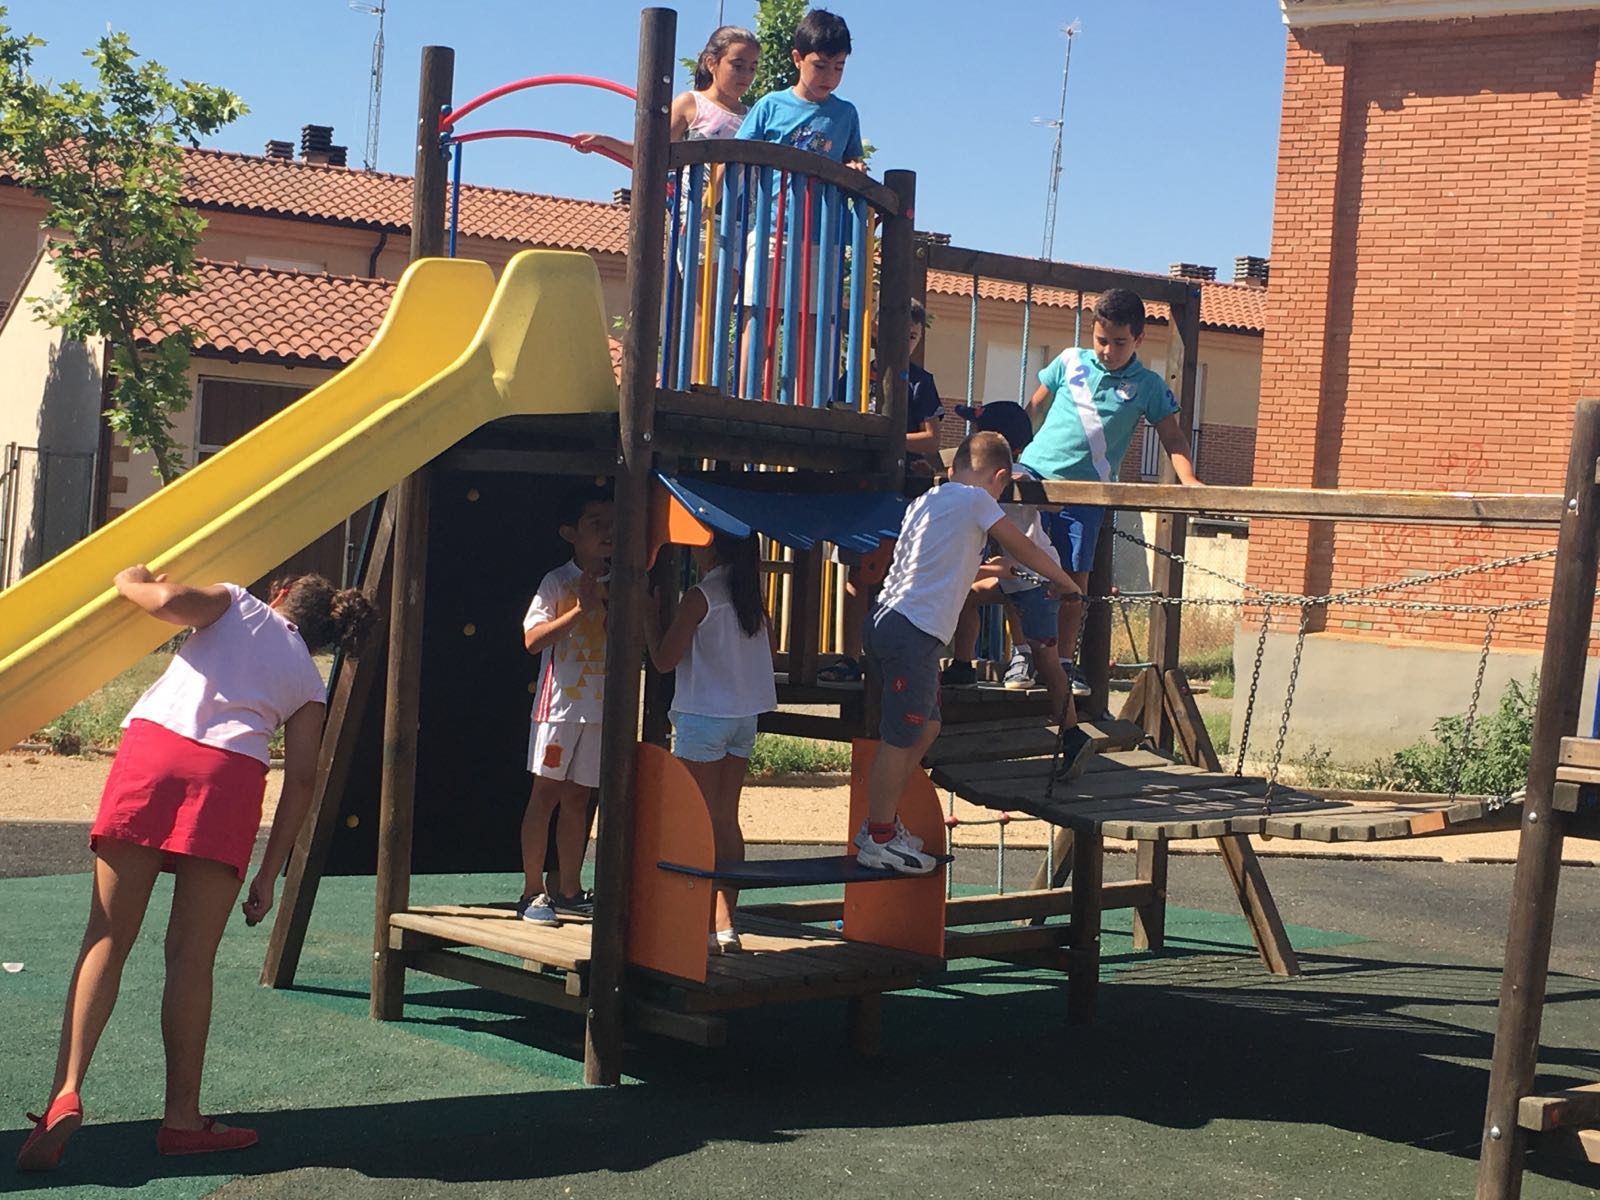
left=441, top=74, right=636, bottom=131
left=449, top=128, right=631, bottom=168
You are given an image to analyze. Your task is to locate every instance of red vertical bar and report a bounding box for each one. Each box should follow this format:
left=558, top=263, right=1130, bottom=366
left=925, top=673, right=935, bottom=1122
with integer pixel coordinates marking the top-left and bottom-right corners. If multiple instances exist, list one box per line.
left=762, top=174, right=788, bottom=402
left=798, top=177, right=815, bottom=407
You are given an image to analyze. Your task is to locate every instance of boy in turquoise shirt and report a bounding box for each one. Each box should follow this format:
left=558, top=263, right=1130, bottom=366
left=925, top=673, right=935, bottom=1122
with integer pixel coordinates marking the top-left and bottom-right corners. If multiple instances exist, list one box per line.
left=1015, top=288, right=1201, bottom=695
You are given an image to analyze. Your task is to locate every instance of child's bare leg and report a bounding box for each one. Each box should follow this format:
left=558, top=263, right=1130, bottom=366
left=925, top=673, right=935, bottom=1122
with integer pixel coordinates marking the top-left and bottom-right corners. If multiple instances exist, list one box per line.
left=1055, top=572, right=1091, bottom=658
left=520, top=778, right=560, bottom=897
left=161, top=855, right=244, bottom=1131
left=867, top=718, right=941, bottom=826
left=552, top=780, right=592, bottom=899
left=710, top=755, right=750, bottom=931
left=49, top=838, right=162, bottom=1101
left=1033, top=645, right=1074, bottom=727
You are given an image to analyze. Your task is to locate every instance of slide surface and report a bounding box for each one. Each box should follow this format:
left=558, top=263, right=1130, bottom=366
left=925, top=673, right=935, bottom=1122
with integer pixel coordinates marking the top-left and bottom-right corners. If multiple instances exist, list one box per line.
left=0, top=249, right=618, bottom=752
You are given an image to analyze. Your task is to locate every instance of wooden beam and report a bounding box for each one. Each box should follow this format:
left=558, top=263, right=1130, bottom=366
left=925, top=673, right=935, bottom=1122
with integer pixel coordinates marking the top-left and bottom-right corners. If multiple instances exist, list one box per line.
left=877, top=170, right=917, bottom=486
left=1478, top=398, right=1600, bottom=1198
left=1131, top=841, right=1168, bottom=952
left=668, top=138, right=900, bottom=215
left=1009, top=478, right=1564, bottom=528
left=371, top=43, right=452, bottom=1023
left=787, top=546, right=825, bottom=686
left=1067, top=829, right=1104, bottom=1024
left=1517, top=1083, right=1600, bottom=1133
left=584, top=6, right=674, bottom=1089
left=262, top=499, right=393, bottom=989
left=924, top=244, right=1194, bottom=308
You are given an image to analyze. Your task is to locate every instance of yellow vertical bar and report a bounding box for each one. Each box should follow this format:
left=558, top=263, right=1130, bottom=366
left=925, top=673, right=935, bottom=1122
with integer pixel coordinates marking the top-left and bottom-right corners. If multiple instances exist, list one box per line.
left=859, top=219, right=877, bottom=412
left=695, top=182, right=717, bottom=386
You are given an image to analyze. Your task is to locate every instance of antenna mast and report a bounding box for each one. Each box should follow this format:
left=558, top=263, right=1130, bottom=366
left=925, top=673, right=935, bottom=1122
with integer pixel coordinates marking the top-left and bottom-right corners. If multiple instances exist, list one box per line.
left=1036, top=19, right=1080, bottom=261
left=351, top=0, right=387, bottom=172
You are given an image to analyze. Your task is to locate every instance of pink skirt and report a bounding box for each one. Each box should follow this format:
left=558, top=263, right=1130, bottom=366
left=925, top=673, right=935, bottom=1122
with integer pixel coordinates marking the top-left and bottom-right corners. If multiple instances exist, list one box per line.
left=90, top=719, right=268, bottom=880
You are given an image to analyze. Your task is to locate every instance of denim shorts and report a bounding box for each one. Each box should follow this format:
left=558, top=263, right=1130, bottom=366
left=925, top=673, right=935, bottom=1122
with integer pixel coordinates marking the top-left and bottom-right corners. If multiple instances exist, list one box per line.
left=1047, top=505, right=1107, bottom=574
left=670, top=711, right=759, bottom=762
left=863, top=605, right=942, bottom=748
left=1005, top=585, right=1059, bottom=646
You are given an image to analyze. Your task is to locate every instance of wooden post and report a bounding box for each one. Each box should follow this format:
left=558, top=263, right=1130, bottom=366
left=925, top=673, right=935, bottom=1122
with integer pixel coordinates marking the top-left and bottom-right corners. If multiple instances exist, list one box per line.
left=788, top=546, right=825, bottom=685
left=1081, top=519, right=1114, bottom=718
left=1131, top=840, right=1168, bottom=952
left=1067, top=827, right=1103, bottom=1023
left=1477, top=399, right=1600, bottom=1198
left=1144, top=286, right=1199, bottom=747
left=584, top=7, right=674, bottom=1087
left=876, top=170, right=916, bottom=488
left=371, top=44, right=452, bottom=1021
left=263, top=500, right=393, bottom=988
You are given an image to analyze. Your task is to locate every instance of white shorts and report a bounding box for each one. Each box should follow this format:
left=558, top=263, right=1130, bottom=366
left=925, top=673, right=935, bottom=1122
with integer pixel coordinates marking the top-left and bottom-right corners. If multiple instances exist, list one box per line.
left=527, top=721, right=602, bottom=789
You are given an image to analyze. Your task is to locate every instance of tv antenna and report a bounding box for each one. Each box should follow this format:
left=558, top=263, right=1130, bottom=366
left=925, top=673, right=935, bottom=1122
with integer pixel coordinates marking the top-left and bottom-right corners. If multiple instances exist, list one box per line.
left=350, top=0, right=387, bottom=172
left=1031, top=18, right=1081, bottom=261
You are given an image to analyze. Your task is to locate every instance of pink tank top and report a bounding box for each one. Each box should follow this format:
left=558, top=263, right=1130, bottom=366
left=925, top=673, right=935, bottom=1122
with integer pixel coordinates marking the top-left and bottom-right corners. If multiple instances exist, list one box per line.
left=687, top=90, right=744, bottom=140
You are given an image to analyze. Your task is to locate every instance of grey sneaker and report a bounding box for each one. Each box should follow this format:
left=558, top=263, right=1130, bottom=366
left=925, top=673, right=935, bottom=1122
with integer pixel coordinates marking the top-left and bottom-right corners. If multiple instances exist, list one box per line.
left=1002, top=646, right=1036, bottom=690
left=856, top=828, right=938, bottom=875
left=852, top=817, right=925, bottom=854
left=1060, top=660, right=1092, bottom=698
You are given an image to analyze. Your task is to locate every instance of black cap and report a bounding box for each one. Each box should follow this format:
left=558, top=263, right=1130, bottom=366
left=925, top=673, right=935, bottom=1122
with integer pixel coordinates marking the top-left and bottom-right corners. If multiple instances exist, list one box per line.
left=952, top=400, right=1033, bottom=454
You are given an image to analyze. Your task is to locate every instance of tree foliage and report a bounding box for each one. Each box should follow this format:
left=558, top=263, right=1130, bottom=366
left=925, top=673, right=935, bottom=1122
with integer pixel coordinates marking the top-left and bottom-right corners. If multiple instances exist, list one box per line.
left=0, top=9, right=245, bottom=481
left=745, top=0, right=808, bottom=103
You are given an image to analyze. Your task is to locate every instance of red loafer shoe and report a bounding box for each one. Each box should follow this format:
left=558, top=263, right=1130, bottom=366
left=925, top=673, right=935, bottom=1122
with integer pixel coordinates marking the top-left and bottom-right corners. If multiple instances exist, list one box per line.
left=15, top=1091, right=83, bottom=1171
left=155, top=1118, right=259, bottom=1156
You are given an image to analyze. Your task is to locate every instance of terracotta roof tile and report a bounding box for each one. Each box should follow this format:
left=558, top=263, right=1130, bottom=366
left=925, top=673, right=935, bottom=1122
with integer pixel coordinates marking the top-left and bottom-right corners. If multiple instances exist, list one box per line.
left=925, top=268, right=1266, bottom=335
left=141, top=258, right=623, bottom=379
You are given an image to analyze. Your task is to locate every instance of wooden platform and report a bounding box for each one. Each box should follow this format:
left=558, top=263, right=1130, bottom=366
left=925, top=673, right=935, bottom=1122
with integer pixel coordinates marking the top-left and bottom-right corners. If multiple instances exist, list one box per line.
left=385, top=904, right=937, bottom=1052
left=929, top=727, right=1511, bottom=843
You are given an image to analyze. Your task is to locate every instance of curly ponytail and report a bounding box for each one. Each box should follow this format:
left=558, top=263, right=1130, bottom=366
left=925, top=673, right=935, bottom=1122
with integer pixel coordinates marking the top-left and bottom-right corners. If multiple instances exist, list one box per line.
left=271, top=574, right=378, bottom=656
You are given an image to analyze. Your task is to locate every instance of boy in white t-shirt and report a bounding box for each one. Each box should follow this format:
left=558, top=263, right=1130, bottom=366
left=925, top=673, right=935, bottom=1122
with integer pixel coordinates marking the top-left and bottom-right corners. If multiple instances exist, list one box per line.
left=858, top=432, right=1083, bottom=874
left=518, top=487, right=614, bottom=926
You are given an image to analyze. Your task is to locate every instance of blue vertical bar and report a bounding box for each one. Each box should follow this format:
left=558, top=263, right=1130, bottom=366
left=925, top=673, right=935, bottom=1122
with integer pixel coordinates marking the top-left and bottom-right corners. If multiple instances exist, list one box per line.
left=730, top=163, right=753, bottom=397
left=780, top=178, right=806, bottom=405
left=829, top=194, right=847, bottom=409
left=809, top=184, right=838, bottom=408
left=660, top=168, right=684, bottom=388
left=448, top=140, right=463, bottom=258
left=676, top=162, right=704, bottom=391
left=844, top=195, right=867, bottom=414
left=712, top=162, right=740, bottom=393
left=743, top=166, right=774, bottom=399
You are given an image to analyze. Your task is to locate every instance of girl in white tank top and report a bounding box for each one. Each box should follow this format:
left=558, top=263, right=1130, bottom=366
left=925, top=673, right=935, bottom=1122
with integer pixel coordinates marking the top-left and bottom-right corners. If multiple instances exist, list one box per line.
left=571, top=26, right=758, bottom=166
left=643, top=533, right=776, bottom=953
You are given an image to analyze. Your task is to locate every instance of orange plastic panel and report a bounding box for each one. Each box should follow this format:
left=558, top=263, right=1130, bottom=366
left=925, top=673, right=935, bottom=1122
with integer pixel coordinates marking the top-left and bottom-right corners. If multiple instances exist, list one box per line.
left=853, top=539, right=895, bottom=588
left=841, top=739, right=947, bottom=959
left=627, top=743, right=713, bottom=983
left=647, top=481, right=714, bottom=569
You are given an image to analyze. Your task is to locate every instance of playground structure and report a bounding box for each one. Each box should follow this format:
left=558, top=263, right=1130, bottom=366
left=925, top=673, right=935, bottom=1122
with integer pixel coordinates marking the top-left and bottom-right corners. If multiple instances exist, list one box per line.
left=0, top=7, right=1597, bottom=1190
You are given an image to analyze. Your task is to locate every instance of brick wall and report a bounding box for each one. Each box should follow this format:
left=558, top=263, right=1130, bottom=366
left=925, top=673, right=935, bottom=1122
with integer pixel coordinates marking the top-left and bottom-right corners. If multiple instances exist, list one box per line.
left=1250, top=12, right=1600, bottom=647
left=1121, top=423, right=1256, bottom=486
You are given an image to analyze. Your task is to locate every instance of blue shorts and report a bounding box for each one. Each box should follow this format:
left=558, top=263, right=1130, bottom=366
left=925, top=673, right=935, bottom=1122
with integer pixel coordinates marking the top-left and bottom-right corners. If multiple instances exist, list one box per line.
left=1005, top=585, right=1059, bottom=646
left=1047, top=505, right=1105, bottom=573
left=670, top=711, right=759, bottom=762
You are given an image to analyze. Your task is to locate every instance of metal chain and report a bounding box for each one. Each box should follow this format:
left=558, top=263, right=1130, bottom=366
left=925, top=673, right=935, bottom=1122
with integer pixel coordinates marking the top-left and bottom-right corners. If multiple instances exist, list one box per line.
left=1265, top=606, right=1312, bottom=812
left=1449, top=611, right=1499, bottom=802
left=1046, top=593, right=1093, bottom=801
left=1234, top=603, right=1272, bottom=775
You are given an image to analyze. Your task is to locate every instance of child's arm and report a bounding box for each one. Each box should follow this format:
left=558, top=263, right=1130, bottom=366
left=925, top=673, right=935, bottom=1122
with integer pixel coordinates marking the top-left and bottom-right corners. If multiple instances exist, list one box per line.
left=572, top=132, right=633, bottom=164
left=1151, top=414, right=1203, bottom=486
left=1025, top=383, right=1052, bottom=421
left=241, top=699, right=325, bottom=926
left=905, top=417, right=941, bottom=454
left=987, top=520, right=1082, bottom=599
left=113, top=565, right=231, bottom=629
left=644, top=585, right=709, bottom=672
left=524, top=569, right=602, bottom=655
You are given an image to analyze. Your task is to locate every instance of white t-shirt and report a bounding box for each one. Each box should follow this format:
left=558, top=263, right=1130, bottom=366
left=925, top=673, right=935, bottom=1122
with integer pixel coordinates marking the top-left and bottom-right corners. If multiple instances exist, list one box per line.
left=524, top=560, right=607, bottom=725
left=996, top=502, right=1062, bottom=594
left=673, top=566, right=778, bottom=719
left=123, top=583, right=327, bottom=765
left=877, top=481, right=1005, bottom=642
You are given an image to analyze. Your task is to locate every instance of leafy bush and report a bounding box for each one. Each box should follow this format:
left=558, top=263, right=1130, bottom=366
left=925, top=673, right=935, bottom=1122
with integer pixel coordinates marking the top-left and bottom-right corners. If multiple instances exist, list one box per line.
left=1375, top=675, right=1536, bottom=797
left=747, top=734, right=850, bottom=777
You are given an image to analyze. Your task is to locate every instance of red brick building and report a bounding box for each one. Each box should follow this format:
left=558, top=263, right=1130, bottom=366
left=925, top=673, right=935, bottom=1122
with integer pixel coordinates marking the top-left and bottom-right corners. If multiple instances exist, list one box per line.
left=1250, top=0, right=1600, bottom=650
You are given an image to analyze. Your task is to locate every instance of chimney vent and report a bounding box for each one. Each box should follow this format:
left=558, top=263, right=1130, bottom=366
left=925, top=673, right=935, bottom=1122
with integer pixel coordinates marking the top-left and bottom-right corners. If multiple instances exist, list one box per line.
left=1168, top=262, right=1216, bottom=282
left=264, top=139, right=294, bottom=161
left=300, top=124, right=334, bottom=157
left=1233, top=255, right=1269, bottom=287
left=914, top=230, right=952, bottom=247
left=612, top=187, right=631, bottom=207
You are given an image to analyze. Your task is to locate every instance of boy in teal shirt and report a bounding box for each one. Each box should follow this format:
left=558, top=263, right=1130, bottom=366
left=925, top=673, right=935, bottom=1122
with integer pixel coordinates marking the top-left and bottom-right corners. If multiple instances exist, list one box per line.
left=1015, top=288, right=1201, bottom=695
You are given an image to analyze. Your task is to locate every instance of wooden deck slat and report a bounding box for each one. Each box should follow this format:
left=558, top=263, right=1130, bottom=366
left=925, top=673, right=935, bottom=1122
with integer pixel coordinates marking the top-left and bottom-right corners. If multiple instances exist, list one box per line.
left=389, top=911, right=590, bottom=971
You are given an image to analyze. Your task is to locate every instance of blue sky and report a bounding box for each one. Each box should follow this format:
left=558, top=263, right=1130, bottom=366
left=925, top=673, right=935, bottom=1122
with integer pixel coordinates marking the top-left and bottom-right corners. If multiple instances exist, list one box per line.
left=4, top=1, right=1289, bottom=276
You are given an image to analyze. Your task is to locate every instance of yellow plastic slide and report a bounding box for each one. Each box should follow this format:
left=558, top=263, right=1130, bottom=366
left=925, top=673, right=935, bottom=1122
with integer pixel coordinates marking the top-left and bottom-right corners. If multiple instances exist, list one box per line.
left=0, top=249, right=618, bottom=752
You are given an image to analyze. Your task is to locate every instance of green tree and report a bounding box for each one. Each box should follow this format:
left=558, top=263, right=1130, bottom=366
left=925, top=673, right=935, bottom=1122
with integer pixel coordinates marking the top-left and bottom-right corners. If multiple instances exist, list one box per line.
left=745, top=0, right=808, bottom=102
left=0, top=9, right=246, bottom=482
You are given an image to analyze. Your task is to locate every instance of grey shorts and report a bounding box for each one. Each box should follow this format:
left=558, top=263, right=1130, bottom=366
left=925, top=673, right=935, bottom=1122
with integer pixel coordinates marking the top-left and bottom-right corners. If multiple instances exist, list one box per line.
left=863, top=605, right=942, bottom=748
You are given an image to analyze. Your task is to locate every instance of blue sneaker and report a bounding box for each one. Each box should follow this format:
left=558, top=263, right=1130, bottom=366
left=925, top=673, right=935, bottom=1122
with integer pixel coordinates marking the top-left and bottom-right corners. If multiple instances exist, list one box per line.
left=517, top=892, right=559, bottom=926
